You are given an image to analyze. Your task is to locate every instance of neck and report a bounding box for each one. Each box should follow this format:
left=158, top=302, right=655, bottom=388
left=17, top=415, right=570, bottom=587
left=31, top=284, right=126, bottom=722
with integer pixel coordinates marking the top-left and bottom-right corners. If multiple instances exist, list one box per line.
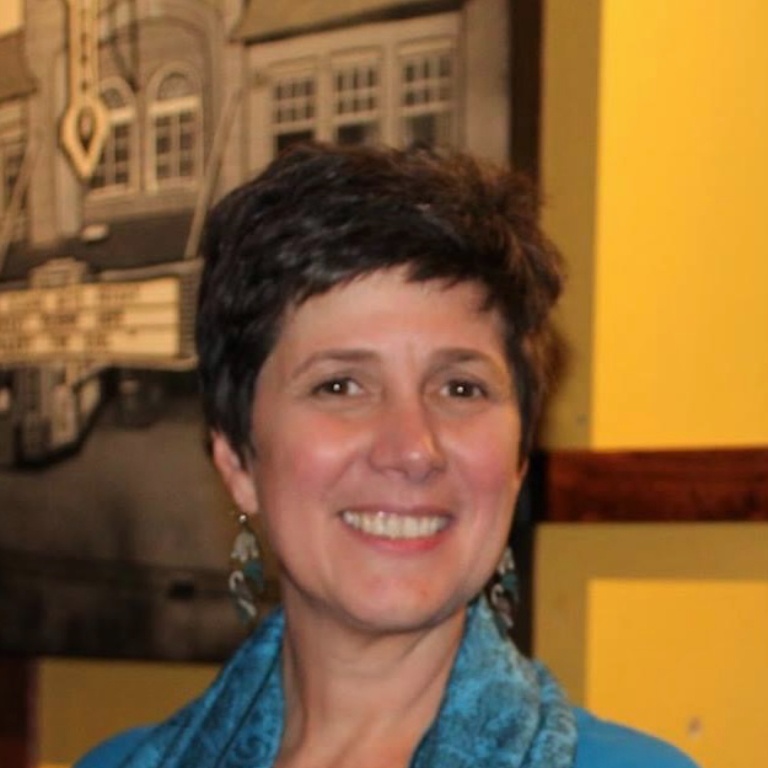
left=276, top=595, right=467, bottom=768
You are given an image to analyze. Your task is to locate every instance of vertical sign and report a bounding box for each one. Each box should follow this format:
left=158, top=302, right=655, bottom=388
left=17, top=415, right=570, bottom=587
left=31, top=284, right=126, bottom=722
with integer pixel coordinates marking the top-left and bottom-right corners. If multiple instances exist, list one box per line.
left=60, top=0, right=110, bottom=180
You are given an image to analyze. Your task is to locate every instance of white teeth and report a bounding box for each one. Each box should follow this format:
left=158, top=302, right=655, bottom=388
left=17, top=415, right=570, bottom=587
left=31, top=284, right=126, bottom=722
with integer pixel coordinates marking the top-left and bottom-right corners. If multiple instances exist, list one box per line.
left=341, top=510, right=448, bottom=539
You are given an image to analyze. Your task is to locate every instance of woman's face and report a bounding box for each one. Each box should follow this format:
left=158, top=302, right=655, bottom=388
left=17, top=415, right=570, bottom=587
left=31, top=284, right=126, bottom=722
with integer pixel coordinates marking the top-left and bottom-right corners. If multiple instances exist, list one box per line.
left=214, top=268, right=525, bottom=637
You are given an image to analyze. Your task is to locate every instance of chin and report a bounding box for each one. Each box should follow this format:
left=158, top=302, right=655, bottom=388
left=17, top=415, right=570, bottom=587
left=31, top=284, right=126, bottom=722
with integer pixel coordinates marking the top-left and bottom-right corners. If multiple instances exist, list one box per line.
left=333, top=584, right=472, bottom=637
left=281, top=564, right=483, bottom=638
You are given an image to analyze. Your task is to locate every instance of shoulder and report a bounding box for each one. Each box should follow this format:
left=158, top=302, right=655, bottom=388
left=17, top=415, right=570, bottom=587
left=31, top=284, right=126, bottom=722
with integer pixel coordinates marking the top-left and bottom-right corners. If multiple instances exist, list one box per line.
left=573, top=708, right=699, bottom=768
left=75, top=726, right=153, bottom=768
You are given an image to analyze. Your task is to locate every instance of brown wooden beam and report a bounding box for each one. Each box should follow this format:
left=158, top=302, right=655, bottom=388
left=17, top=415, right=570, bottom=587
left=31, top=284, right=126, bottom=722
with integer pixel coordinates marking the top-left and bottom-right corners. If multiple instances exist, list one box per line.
left=545, top=448, right=768, bottom=522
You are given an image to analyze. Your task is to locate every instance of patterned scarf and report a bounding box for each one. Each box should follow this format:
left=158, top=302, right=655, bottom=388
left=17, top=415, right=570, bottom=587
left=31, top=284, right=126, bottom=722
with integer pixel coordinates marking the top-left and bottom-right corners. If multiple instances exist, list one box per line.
left=119, top=599, right=576, bottom=768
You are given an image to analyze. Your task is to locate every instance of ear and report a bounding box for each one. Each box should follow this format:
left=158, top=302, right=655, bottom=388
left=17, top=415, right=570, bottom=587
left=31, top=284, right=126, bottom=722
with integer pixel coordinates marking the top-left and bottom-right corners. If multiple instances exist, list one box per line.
left=211, top=431, right=259, bottom=515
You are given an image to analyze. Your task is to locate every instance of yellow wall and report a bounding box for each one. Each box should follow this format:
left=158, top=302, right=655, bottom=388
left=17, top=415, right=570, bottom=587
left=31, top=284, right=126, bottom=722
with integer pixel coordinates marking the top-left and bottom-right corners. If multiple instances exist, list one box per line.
left=587, top=579, right=768, bottom=768
left=538, top=0, right=601, bottom=447
left=0, top=2, right=21, bottom=34
left=534, top=523, right=768, bottom=768
left=542, top=0, right=768, bottom=449
left=37, top=659, right=219, bottom=767
left=534, top=522, right=768, bottom=701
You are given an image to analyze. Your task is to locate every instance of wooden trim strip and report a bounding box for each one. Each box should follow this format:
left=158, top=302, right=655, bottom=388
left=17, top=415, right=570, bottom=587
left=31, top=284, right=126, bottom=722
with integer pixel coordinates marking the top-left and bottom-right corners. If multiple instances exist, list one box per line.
left=0, top=658, right=34, bottom=768
left=544, top=448, right=768, bottom=522
left=509, top=0, right=542, bottom=180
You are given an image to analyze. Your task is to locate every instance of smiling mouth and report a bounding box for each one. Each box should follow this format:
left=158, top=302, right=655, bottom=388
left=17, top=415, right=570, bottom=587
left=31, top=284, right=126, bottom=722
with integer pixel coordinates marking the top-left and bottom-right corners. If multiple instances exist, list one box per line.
left=340, top=510, right=450, bottom=540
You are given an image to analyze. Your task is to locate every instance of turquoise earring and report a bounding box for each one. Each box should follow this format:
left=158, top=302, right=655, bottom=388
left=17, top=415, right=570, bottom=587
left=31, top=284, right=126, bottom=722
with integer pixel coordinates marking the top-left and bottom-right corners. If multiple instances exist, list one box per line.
left=229, top=511, right=265, bottom=625
left=488, top=547, right=519, bottom=636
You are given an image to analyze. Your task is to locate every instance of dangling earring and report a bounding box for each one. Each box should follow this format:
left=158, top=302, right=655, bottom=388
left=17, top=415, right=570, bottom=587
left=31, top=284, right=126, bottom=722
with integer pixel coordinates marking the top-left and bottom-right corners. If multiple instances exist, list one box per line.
left=228, top=511, right=265, bottom=625
left=488, top=546, right=519, bottom=636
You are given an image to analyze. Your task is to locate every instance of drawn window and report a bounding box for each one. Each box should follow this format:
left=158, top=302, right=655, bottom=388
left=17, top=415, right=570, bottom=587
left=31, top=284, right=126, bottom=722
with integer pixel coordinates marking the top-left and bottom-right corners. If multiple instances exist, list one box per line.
left=272, top=70, right=316, bottom=155
left=0, top=136, right=24, bottom=213
left=148, top=69, right=202, bottom=187
left=332, top=59, right=380, bottom=146
left=90, top=79, right=136, bottom=193
left=399, top=46, right=455, bottom=148
left=0, top=104, right=27, bottom=240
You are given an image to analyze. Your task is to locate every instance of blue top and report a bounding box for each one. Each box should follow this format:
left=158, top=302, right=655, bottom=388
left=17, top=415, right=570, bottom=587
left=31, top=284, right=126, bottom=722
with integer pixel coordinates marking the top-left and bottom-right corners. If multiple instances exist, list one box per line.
left=77, top=711, right=697, bottom=768
left=76, top=602, right=698, bottom=768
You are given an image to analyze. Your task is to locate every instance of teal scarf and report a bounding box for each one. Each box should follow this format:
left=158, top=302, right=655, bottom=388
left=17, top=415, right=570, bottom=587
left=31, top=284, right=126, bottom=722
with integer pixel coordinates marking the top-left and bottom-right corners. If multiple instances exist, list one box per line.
left=120, top=600, right=576, bottom=767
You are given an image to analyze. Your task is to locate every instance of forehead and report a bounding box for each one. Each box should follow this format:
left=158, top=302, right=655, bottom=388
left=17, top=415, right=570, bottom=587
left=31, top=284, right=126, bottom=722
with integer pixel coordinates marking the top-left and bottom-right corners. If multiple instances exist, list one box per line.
left=276, top=269, right=505, bottom=355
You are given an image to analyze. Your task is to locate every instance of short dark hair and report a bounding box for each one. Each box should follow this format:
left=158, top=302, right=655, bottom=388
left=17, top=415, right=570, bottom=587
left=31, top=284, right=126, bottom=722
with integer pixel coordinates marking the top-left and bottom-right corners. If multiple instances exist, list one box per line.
left=196, top=143, right=563, bottom=460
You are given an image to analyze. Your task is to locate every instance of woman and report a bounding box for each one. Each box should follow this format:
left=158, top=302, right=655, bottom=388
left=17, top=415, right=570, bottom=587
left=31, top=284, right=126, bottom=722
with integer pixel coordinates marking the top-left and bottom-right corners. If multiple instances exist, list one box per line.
left=78, top=144, right=697, bottom=768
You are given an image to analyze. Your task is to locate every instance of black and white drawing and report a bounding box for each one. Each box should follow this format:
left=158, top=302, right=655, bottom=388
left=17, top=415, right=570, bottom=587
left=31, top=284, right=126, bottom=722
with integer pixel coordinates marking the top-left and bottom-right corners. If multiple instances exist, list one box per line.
left=0, top=0, right=517, bottom=659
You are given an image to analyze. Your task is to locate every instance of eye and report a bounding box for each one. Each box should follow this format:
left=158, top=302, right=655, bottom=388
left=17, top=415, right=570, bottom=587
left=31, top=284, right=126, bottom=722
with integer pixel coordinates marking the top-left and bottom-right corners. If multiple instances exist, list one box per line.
left=312, top=377, right=362, bottom=397
left=443, top=379, right=487, bottom=399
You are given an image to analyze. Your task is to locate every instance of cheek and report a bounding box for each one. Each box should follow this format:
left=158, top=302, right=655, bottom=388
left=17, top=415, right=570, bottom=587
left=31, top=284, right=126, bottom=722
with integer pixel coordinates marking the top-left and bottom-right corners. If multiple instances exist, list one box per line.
left=455, top=422, right=522, bottom=504
left=254, top=413, right=363, bottom=508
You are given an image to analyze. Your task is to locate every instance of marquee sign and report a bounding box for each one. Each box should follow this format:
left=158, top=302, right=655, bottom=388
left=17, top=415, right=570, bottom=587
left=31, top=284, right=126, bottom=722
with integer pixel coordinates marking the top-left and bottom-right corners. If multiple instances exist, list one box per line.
left=0, top=276, right=188, bottom=366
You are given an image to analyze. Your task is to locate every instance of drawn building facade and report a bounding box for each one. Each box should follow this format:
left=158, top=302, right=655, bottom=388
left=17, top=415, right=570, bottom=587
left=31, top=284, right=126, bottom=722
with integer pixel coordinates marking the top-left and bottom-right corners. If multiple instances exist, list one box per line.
left=0, top=0, right=512, bottom=466
left=0, top=0, right=516, bottom=658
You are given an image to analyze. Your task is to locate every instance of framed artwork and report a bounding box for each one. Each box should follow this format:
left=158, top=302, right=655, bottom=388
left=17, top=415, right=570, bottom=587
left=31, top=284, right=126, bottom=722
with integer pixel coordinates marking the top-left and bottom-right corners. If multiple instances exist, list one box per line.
left=0, top=0, right=532, bottom=660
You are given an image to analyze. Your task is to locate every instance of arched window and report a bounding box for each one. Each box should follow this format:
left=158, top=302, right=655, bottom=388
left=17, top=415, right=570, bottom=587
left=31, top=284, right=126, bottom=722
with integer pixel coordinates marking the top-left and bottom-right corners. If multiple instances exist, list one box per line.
left=90, top=78, right=137, bottom=193
left=147, top=67, right=202, bottom=188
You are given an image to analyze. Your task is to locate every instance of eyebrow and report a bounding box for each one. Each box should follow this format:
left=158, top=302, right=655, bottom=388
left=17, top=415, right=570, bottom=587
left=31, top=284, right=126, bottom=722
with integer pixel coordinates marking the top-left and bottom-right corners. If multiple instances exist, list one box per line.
left=431, top=348, right=502, bottom=366
left=290, top=347, right=507, bottom=379
left=430, top=348, right=512, bottom=386
left=289, top=349, right=379, bottom=380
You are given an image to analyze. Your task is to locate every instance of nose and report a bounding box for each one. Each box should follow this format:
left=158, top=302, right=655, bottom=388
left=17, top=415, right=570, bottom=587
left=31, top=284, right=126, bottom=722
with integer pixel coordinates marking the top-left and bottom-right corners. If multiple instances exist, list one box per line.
left=367, top=394, right=447, bottom=482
